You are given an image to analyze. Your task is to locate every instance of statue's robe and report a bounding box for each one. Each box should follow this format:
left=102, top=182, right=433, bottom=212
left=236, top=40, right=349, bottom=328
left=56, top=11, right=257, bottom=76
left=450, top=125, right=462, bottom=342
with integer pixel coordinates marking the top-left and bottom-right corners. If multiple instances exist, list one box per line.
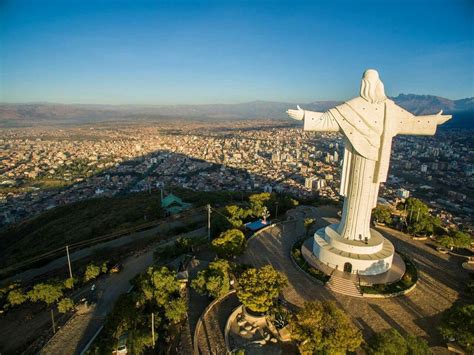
left=307, top=97, right=441, bottom=205
left=303, top=96, right=444, bottom=241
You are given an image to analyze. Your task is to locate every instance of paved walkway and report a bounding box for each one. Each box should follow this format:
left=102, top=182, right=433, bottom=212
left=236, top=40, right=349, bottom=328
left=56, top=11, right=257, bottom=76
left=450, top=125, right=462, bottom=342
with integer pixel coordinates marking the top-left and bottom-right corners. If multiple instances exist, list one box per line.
left=238, top=206, right=468, bottom=354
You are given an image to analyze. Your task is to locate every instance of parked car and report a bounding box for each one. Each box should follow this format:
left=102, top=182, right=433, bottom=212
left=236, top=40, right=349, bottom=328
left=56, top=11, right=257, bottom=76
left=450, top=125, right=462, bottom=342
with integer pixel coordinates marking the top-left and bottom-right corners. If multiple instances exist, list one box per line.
left=112, top=332, right=128, bottom=354
left=110, top=263, right=123, bottom=273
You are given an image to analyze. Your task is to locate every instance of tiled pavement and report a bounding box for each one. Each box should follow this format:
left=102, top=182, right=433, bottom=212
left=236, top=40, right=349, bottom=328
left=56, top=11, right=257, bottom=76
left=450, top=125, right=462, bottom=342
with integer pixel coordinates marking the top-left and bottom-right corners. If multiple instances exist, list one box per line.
left=238, top=206, right=468, bottom=354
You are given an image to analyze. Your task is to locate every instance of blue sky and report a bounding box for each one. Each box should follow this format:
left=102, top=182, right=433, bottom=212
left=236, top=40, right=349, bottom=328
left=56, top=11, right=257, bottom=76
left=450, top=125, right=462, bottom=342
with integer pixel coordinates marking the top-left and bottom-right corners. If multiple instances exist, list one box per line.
left=1, top=0, right=472, bottom=104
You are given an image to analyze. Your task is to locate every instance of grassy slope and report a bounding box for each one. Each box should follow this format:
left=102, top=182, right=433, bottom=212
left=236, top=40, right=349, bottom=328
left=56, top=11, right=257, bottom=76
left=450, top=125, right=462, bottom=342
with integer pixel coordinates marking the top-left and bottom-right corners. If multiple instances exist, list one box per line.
left=0, top=191, right=164, bottom=268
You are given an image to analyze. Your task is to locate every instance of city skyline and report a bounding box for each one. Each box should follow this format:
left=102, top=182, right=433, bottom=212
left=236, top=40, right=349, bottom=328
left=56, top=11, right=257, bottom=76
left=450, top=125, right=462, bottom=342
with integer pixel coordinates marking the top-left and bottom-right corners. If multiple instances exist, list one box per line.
left=1, top=0, right=473, bottom=104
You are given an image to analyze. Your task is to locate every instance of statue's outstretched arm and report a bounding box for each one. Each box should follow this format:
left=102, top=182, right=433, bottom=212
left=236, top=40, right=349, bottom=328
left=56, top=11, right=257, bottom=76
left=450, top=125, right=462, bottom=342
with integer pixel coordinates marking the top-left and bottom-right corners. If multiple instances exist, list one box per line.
left=398, top=110, right=452, bottom=136
left=287, top=105, right=340, bottom=132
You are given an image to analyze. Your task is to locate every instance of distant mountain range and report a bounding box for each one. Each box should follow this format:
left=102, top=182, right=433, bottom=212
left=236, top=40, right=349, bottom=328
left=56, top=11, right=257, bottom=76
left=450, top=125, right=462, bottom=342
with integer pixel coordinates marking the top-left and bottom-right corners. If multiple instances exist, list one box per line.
left=0, top=94, right=472, bottom=128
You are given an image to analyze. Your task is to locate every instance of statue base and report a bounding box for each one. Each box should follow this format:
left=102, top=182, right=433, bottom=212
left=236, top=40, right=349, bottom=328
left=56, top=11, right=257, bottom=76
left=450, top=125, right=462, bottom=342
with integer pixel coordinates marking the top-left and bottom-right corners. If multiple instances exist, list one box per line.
left=312, top=224, right=394, bottom=275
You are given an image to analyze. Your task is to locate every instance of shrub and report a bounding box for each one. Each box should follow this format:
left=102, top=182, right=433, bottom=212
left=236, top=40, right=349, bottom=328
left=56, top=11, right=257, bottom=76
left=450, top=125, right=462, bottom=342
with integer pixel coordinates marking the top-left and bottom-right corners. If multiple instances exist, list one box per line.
left=191, top=259, right=231, bottom=298
left=211, top=229, right=246, bottom=259
left=438, top=303, right=474, bottom=353
left=84, top=263, right=101, bottom=282
left=58, top=298, right=74, bottom=313
left=7, top=288, right=27, bottom=307
left=28, top=283, right=63, bottom=306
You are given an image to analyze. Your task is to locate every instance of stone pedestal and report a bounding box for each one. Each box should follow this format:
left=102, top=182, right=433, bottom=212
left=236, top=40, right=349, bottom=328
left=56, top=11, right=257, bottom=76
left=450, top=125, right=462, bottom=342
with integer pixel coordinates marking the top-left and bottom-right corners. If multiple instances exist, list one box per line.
left=313, top=224, right=394, bottom=275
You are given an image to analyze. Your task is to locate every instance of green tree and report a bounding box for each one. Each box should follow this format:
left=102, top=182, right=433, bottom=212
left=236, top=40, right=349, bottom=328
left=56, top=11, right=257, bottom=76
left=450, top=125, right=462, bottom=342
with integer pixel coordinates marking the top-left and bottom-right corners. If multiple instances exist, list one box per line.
left=27, top=283, right=63, bottom=306
left=211, top=229, right=246, bottom=258
left=249, top=192, right=271, bottom=217
left=101, top=261, right=109, bottom=274
left=366, top=329, right=430, bottom=355
left=406, top=335, right=431, bottom=355
left=57, top=298, right=74, bottom=313
left=7, top=288, right=27, bottom=306
left=373, top=205, right=393, bottom=225
left=191, top=259, right=231, bottom=298
left=165, top=297, right=187, bottom=323
left=290, top=301, right=362, bottom=354
left=438, top=303, right=474, bottom=353
left=402, top=198, right=438, bottom=236
left=437, top=231, right=472, bottom=250
left=366, top=329, right=407, bottom=355
left=105, top=294, right=138, bottom=343
left=225, top=205, right=248, bottom=228
left=84, top=263, right=101, bottom=282
left=63, top=277, right=76, bottom=289
left=135, top=266, right=181, bottom=307
left=236, top=265, right=287, bottom=313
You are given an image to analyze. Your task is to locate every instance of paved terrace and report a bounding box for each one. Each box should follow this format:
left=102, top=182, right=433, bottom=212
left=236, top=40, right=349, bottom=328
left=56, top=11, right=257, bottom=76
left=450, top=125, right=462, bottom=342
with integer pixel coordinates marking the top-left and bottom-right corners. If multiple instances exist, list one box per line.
left=238, top=205, right=469, bottom=354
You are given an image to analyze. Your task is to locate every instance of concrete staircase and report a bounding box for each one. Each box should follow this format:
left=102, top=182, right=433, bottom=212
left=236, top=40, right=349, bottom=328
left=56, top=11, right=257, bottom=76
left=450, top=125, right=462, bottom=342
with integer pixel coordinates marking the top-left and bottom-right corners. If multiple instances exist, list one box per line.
left=326, top=275, right=363, bottom=297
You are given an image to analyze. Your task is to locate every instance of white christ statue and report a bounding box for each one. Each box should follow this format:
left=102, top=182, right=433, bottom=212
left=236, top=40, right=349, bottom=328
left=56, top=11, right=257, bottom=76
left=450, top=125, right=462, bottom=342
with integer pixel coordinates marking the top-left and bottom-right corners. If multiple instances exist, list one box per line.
left=287, top=69, right=451, bottom=275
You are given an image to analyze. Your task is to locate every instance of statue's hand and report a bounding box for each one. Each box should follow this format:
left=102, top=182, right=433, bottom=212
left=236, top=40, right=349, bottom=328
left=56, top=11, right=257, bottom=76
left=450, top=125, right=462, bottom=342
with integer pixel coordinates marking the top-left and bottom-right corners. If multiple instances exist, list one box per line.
left=287, top=105, right=305, bottom=121
left=435, top=110, right=452, bottom=125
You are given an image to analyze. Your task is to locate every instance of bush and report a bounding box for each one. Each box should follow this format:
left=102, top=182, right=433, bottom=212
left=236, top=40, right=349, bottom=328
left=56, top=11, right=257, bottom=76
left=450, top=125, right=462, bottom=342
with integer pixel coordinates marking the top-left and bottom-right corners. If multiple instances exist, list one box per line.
left=361, top=254, right=417, bottom=295
left=373, top=205, right=393, bottom=225
left=438, top=303, right=474, bottom=353
left=164, top=297, right=187, bottom=323
left=28, top=283, right=63, bottom=306
left=366, top=329, right=430, bottom=355
left=84, top=263, right=101, bottom=282
left=58, top=298, right=74, bottom=313
left=64, top=277, right=76, bottom=289
left=211, top=229, right=246, bottom=259
left=291, top=240, right=329, bottom=284
left=7, top=288, right=28, bottom=307
left=191, top=259, right=231, bottom=298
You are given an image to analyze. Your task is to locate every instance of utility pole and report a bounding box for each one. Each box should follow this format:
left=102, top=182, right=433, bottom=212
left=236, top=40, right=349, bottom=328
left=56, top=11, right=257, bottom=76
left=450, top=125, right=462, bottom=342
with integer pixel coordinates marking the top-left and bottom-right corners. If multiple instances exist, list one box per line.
left=66, top=245, right=73, bottom=280
left=275, top=202, right=279, bottom=220
left=51, top=309, right=56, bottom=334
left=416, top=208, right=420, bottom=223
left=207, top=204, right=211, bottom=241
left=151, top=312, right=155, bottom=347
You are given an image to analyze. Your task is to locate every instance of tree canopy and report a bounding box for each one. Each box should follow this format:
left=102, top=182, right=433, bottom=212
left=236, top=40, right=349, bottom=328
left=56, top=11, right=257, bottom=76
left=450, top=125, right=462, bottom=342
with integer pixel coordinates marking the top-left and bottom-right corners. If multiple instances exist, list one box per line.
left=373, top=205, right=393, bottom=225
left=27, top=283, right=63, bottom=306
left=437, top=231, right=472, bottom=249
left=289, top=301, right=362, bottom=354
left=57, top=298, right=74, bottom=313
left=224, top=205, right=249, bottom=228
left=249, top=192, right=271, bottom=217
left=438, top=303, right=474, bottom=352
left=191, top=259, right=231, bottom=298
left=401, top=198, right=441, bottom=236
left=236, top=265, right=287, bottom=313
left=135, top=266, right=181, bottom=307
left=366, top=329, right=430, bottom=355
left=211, top=229, right=246, bottom=258
left=84, top=263, right=101, bottom=282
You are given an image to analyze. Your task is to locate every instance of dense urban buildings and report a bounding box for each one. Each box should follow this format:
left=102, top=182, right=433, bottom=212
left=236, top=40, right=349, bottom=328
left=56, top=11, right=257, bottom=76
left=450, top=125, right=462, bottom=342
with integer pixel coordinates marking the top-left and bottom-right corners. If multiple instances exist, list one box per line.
left=0, top=120, right=472, bottom=231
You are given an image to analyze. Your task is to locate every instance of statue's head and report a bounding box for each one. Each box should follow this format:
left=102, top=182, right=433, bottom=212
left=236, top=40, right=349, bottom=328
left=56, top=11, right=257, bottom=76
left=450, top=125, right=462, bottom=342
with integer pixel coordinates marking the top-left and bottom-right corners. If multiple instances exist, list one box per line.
left=360, top=69, right=387, bottom=104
